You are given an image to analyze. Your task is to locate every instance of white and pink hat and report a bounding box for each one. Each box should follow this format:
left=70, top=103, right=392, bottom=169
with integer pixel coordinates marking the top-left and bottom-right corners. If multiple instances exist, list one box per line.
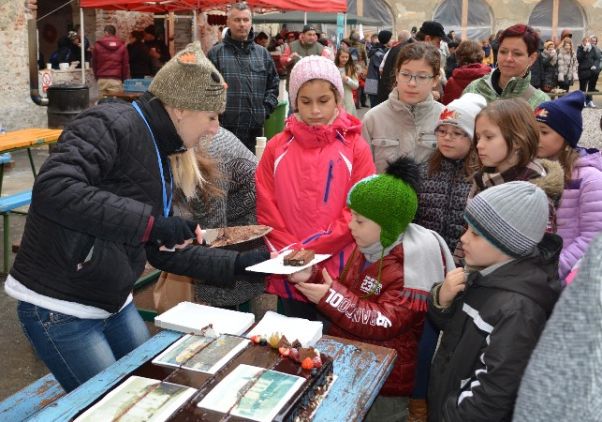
left=288, top=55, right=345, bottom=109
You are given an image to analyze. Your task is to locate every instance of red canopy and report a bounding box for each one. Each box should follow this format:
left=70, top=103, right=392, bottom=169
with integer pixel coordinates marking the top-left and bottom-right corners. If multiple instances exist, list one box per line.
left=80, top=0, right=346, bottom=13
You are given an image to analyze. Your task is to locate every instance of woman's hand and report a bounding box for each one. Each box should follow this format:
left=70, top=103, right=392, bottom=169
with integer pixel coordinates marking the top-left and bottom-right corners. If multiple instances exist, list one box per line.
left=295, top=268, right=333, bottom=304
left=438, top=268, right=467, bottom=308
left=288, top=266, right=313, bottom=284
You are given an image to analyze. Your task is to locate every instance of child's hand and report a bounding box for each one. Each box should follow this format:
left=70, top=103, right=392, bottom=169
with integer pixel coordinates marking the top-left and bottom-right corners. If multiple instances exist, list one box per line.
left=288, top=266, right=313, bottom=284
left=438, top=268, right=467, bottom=308
left=295, top=268, right=333, bottom=304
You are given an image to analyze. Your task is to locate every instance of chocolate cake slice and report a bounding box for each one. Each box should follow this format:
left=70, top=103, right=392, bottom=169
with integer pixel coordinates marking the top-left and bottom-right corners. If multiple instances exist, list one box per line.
left=283, top=250, right=315, bottom=266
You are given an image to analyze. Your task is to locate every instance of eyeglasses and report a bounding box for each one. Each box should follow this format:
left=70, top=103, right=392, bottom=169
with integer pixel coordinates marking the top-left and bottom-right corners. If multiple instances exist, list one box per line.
left=435, top=127, right=468, bottom=140
left=398, top=71, right=434, bottom=85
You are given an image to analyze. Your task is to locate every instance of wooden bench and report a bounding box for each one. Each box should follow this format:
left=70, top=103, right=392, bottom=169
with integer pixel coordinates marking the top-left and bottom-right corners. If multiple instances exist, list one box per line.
left=0, top=373, right=64, bottom=420
left=0, top=190, right=32, bottom=273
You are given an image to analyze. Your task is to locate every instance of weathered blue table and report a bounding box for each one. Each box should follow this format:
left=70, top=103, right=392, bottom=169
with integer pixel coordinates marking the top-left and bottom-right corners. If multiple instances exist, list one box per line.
left=0, top=330, right=396, bottom=421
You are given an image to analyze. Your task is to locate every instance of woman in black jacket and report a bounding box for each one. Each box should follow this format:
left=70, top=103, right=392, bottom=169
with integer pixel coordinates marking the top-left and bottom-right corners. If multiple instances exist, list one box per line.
left=6, top=42, right=267, bottom=392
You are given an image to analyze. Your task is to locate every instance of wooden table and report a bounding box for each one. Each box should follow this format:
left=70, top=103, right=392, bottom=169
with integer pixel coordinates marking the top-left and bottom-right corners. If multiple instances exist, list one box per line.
left=0, top=331, right=396, bottom=421
left=0, top=128, right=62, bottom=191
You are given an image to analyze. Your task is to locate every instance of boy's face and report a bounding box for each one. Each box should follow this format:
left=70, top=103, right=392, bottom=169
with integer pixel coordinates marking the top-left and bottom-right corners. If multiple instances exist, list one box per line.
left=349, top=211, right=381, bottom=248
left=461, top=226, right=511, bottom=267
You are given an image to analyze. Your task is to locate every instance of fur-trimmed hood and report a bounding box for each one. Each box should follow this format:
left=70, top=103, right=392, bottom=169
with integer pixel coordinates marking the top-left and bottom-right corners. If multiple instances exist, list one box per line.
left=531, top=158, right=565, bottom=202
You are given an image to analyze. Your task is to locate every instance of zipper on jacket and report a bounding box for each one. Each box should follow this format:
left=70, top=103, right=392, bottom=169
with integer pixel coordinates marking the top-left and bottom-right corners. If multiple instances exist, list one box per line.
left=323, top=160, right=334, bottom=203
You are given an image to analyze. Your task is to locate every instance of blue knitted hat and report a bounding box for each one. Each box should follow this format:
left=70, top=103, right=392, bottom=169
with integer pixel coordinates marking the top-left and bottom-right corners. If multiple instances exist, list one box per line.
left=534, top=90, right=584, bottom=148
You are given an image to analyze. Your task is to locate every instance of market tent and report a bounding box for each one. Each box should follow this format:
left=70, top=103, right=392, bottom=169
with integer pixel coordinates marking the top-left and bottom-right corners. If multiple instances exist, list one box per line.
left=253, top=11, right=380, bottom=26
left=80, top=0, right=347, bottom=13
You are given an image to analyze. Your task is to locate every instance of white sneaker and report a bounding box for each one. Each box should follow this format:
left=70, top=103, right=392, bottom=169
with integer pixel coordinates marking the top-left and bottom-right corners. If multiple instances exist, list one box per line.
left=589, top=101, right=597, bottom=108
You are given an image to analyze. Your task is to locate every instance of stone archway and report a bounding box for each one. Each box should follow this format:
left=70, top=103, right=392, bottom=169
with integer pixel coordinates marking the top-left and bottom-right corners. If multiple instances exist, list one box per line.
left=528, top=0, right=587, bottom=42
left=432, top=0, right=494, bottom=41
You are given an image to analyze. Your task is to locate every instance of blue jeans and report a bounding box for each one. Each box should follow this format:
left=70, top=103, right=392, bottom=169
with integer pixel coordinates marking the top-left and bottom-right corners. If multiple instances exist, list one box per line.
left=18, top=301, right=150, bottom=392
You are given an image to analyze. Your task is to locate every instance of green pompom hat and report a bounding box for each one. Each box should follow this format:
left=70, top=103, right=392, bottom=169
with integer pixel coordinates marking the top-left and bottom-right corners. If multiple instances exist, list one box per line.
left=347, top=173, right=418, bottom=248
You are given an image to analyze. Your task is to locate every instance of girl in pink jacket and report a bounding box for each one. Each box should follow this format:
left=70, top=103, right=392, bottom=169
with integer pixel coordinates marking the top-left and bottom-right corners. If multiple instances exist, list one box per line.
left=535, top=90, right=602, bottom=280
left=256, top=56, right=376, bottom=319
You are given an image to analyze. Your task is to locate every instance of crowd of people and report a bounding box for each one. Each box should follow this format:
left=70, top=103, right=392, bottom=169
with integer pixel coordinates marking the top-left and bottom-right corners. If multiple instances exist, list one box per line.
left=12, top=5, right=602, bottom=422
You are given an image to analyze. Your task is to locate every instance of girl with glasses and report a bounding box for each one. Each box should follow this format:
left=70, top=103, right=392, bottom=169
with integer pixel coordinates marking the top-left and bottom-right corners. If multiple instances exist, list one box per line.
left=362, top=42, right=444, bottom=172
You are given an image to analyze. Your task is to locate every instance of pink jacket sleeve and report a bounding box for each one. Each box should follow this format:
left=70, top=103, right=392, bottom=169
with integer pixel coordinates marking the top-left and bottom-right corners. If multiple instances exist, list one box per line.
left=256, top=140, right=298, bottom=250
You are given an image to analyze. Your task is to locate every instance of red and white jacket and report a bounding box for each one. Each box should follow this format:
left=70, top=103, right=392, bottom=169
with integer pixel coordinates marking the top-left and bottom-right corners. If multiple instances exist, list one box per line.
left=256, top=110, right=375, bottom=301
left=317, top=245, right=424, bottom=396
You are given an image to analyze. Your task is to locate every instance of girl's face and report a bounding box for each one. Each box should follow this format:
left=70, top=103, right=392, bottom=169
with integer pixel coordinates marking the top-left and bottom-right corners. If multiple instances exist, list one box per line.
left=435, top=124, right=472, bottom=160
left=497, top=36, right=537, bottom=80
left=175, top=109, right=220, bottom=148
left=396, top=59, right=438, bottom=105
left=296, top=80, right=338, bottom=126
left=537, top=122, right=565, bottom=159
left=349, top=211, right=381, bottom=248
left=475, top=114, right=516, bottom=170
left=338, top=51, right=349, bottom=66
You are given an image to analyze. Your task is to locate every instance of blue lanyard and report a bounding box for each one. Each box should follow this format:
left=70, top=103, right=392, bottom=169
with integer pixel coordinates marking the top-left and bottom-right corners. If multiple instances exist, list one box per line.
left=132, top=101, right=173, bottom=217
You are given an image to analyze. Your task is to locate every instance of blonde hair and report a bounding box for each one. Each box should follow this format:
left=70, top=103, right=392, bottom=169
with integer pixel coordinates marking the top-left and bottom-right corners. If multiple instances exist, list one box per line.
left=169, top=149, right=206, bottom=199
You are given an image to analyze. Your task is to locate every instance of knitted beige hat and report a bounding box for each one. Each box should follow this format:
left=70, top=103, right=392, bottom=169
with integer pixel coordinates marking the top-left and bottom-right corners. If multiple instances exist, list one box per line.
left=149, top=41, right=226, bottom=113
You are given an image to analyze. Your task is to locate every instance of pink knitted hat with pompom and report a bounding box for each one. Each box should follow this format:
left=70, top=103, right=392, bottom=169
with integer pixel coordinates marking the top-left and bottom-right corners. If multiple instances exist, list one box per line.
left=288, top=55, right=345, bottom=110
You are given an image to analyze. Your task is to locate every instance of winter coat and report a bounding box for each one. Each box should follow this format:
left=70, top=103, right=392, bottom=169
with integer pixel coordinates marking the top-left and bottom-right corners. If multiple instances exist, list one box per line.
left=11, top=93, right=242, bottom=313
left=365, top=44, right=387, bottom=96
left=256, top=110, right=376, bottom=301
left=540, top=49, right=558, bottom=90
left=362, top=89, right=444, bottom=172
left=513, top=234, right=602, bottom=422
left=415, top=158, right=471, bottom=253
left=428, top=234, right=562, bottom=422
left=339, top=67, right=359, bottom=117
left=556, top=148, right=602, bottom=279
left=208, top=30, right=280, bottom=136
left=127, top=40, right=153, bottom=78
left=557, top=47, right=578, bottom=83
left=463, top=68, right=549, bottom=108
left=92, top=35, right=129, bottom=81
left=442, top=63, right=491, bottom=105
left=317, top=244, right=425, bottom=396
left=577, top=44, right=601, bottom=82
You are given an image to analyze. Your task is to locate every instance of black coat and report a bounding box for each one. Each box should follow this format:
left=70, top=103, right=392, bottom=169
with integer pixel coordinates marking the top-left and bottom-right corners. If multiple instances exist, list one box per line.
left=11, top=93, right=240, bottom=312
left=427, top=234, right=562, bottom=422
left=577, top=45, right=601, bottom=81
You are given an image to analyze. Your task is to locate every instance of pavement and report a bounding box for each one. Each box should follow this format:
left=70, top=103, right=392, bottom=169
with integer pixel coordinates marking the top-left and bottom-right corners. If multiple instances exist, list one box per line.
left=0, top=99, right=600, bottom=402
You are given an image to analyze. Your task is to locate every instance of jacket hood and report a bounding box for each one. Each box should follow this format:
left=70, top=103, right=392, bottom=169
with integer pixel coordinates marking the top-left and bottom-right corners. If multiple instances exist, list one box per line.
left=575, top=147, right=602, bottom=171
left=470, top=233, right=562, bottom=315
left=97, top=35, right=125, bottom=51
left=284, top=108, right=361, bottom=149
left=531, top=159, right=565, bottom=201
left=451, top=63, right=491, bottom=82
left=224, top=29, right=255, bottom=48
left=368, top=44, right=386, bottom=58
left=387, top=88, right=436, bottom=114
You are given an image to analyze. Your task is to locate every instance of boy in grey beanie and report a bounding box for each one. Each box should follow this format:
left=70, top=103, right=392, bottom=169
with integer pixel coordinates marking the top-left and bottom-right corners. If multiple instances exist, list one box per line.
left=427, top=182, right=562, bottom=422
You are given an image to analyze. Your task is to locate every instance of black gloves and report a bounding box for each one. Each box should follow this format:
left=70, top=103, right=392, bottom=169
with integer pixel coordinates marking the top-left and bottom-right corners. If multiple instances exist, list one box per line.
left=150, top=216, right=197, bottom=249
left=234, top=246, right=270, bottom=275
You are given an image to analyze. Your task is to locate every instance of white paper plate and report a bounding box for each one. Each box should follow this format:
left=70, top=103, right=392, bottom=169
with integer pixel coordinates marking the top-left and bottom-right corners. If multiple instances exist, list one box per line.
left=245, top=251, right=331, bottom=275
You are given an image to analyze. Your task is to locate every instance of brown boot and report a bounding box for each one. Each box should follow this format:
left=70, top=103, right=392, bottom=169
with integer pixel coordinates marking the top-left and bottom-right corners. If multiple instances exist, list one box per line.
left=407, top=398, right=428, bottom=422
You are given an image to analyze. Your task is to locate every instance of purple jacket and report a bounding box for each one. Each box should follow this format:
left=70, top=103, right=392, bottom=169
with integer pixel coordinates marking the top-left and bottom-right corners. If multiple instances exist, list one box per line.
left=557, top=148, right=602, bottom=279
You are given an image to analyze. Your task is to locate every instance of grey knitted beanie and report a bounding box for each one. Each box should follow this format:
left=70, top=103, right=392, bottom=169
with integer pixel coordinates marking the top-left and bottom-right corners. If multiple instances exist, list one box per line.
left=149, top=41, right=226, bottom=113
left=464, top=181, right=549, bottom=258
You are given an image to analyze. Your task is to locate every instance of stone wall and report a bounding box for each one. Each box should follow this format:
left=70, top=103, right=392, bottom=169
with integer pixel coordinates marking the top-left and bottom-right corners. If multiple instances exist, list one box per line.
left=0, top=1, right=46, bottom=130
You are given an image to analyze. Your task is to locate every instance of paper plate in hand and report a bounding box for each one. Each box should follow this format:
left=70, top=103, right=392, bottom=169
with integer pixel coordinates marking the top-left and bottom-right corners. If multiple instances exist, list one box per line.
left=202, top=225, right=272, bottom=248
left=245, top=251, right=331, bottom=275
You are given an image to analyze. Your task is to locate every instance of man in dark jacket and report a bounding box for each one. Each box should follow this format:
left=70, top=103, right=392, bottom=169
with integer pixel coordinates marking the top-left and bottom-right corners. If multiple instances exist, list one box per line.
left=427, top=182, right=561, bottom=422
left=92, top=25, right=129, bottom=97
left=208, top=2, right=279, bottom=151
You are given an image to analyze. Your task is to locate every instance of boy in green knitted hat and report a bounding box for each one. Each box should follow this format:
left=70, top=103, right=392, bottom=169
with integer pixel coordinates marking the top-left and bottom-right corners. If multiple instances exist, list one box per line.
left=292, top=157, right=455, bottom=422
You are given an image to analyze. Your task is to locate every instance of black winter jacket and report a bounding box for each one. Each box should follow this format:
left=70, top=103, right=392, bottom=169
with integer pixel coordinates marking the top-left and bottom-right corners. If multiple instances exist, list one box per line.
left=11, top=93, right=244, bottom=312
left=427, top=234, right=562, bottom=422
left=415, top=159, right=471, bottom=253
